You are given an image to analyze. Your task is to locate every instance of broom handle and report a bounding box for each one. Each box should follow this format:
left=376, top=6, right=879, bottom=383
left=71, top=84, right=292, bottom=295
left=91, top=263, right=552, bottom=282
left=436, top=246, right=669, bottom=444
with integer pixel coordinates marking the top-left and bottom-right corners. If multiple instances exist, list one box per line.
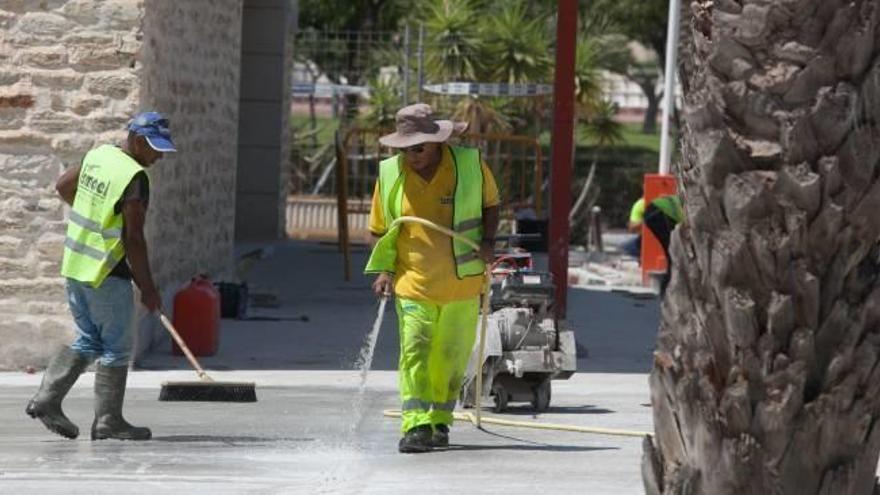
left=158, top=313, right=213, bottom=382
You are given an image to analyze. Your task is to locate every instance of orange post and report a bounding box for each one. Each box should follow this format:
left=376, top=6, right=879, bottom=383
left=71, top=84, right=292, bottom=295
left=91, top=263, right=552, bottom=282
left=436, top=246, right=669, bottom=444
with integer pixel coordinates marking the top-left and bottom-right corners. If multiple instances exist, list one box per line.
left=641, top=174, right=677, bottom=285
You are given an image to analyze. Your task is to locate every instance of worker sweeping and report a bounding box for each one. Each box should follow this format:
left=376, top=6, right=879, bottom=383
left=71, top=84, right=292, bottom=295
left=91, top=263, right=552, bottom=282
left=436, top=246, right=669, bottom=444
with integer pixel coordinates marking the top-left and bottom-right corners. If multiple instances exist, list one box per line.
left=26, top=111, right=176, bottom=441
left=366, top=103, right=500, bottom=453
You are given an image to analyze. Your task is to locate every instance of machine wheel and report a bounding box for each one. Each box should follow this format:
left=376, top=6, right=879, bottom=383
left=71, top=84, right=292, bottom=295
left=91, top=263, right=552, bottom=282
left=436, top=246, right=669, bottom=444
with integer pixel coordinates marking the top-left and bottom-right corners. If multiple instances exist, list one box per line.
left=531, top=379, right=551, bottom=412
left=492, top=382, right=509, bottom=413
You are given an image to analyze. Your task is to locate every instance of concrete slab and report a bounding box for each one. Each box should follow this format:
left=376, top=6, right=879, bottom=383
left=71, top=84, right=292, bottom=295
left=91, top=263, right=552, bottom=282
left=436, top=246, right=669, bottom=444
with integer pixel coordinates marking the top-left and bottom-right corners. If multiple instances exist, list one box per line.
left=0, top=371, right=651, bottom=494
left=3, top=240, right=661, bottom=493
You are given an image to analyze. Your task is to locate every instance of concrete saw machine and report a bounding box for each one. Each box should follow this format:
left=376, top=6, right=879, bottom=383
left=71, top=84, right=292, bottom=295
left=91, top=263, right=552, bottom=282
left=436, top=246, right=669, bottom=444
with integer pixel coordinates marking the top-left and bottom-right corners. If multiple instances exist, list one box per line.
left=460, top=243, right=577, bottom=413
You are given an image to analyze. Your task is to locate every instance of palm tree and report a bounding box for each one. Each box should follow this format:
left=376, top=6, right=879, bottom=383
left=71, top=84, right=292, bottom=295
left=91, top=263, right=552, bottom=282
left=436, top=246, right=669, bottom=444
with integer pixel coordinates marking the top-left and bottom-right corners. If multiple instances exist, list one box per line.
left=643, top=2, right=880, bottom=494
left=361, top=75, right=400, bottom=130
left=483, top=0, right=553, bottom=84
left=570, top=100, right=624, bottom=227
left=421, top=0, right=486, bottom=82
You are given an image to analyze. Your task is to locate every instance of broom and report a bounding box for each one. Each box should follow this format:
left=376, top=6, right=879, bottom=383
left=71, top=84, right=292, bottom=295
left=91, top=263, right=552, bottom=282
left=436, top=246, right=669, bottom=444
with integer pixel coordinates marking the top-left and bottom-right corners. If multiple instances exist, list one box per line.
left=156, top=312, right=257, bottom=402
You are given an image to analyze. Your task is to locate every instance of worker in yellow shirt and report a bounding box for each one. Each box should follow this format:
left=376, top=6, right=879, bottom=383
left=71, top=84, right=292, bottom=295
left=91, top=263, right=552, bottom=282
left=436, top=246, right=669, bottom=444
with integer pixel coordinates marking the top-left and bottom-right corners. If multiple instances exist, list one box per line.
left=366, top=103, right=500, bottom=453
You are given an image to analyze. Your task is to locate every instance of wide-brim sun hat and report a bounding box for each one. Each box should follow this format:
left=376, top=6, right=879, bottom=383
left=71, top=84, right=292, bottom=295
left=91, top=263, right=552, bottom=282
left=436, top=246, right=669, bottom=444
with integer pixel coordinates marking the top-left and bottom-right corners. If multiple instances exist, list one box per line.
left=379, top=103, right=468, bottom=148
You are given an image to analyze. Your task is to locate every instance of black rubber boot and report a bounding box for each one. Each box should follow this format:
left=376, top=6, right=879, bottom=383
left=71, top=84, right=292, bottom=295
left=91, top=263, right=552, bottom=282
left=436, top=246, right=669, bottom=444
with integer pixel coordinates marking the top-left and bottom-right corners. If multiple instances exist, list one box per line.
left=91, top=365, right=151, bottom=441
left=431, top=424, right=450, bottom=448
left=26, top=347, right=91, bottom=439
left=398, top=425, right=433, bottom=453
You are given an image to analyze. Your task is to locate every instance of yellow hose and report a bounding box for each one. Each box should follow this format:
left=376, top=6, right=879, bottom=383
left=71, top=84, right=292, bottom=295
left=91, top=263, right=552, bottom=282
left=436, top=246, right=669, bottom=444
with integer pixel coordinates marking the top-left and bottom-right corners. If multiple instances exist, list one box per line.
left=384, top=215, right=651, bottom=439
left=382, top=409, right=648, bottom=438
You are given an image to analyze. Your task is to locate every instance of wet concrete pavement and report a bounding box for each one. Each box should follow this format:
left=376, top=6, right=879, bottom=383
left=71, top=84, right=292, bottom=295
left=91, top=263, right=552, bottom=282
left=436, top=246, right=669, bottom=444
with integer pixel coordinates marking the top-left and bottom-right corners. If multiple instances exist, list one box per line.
left=1, top=241, right=660, bottom=493
left=1, top=371, right=651, bottom=494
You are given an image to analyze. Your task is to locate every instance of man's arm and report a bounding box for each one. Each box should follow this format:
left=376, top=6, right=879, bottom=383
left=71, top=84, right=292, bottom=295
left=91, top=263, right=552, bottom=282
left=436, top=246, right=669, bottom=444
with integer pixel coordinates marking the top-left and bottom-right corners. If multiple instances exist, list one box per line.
left=55, top=164, right=82, bottom=206
left=121, top=200, right=162, bottom=312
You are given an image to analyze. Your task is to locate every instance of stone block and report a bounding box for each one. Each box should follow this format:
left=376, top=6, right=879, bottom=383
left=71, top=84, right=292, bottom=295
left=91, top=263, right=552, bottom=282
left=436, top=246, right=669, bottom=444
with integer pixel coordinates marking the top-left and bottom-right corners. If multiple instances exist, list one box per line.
left=17, top=47, right=68, bottom=69
left=0, top=278, right=65, bottom=302
left=98, top=0, right=142, bottom=30
left=28, top=111, right=79, bottom=134
left=0, top=93, right=35, bottom=109
left=0, top=235, right=22, bottom=258
left=17, top=12, right=72, bottom=36
left=87, top=114, right=129, bottom=133
left=35, top=231, right=65, bottom=259
left=61, top=0, right=142, bottom=29
left=0, top=130, right=52, bottom=153
left=0, top=107, right=26, bottom=130
left=2, top=0, right=67, bottom=14
left=30, top=69, right=84, bottom=90
left=85, top=72, right=137, bottom=98
left=51, top=133, right=96, bottom=156
left=70, top=46, right=137, bottom=71
left=0, top=70, right=22, bottom=86
left=0, top=256, right=34, bottom=279
left=38, top=259, right=61, bottom=277
left=0, top=9, right=15, bottom=29
left=70, top=95, right=104, bottom=116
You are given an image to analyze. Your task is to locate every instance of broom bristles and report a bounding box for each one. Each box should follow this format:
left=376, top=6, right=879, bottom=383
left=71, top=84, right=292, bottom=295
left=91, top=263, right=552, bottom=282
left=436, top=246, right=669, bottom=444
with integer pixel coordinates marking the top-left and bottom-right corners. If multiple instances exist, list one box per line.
left=159, top=381, right=257, bottom=402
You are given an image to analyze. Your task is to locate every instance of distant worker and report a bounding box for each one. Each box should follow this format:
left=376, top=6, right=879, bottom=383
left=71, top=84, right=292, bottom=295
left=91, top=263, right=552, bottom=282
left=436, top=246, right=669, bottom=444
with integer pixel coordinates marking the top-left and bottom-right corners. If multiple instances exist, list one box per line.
left=642, top=194, right=683, bottom=294
left=621, top=197, right=645, bottom=261
left=366, top=103, right=500, bottom=453
left=27, top=112, right=176, bottom=441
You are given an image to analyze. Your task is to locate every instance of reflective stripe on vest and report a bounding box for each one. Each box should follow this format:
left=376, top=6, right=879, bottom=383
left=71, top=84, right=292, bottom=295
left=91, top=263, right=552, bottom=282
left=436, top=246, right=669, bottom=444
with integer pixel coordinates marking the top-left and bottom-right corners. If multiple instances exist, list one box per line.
left=364, top=145, right=485, bottom=278
left=60, top=145, right=146, bottom=287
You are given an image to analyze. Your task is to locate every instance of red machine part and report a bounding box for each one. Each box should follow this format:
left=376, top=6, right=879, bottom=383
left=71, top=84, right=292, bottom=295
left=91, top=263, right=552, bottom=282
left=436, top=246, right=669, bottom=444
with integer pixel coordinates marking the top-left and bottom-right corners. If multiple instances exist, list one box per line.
left=641, top=173, right=678, bottom=285
left=172, top=276, right=221, bottom=357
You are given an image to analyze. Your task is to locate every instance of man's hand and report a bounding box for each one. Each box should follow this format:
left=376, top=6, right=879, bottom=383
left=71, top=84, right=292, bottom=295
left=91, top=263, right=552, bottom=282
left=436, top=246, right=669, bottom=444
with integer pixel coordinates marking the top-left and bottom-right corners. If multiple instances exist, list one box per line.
left=140, top=285, right=162, bottom=313
left=480, top=240, right=494, bottom=264
left=372, top=273, right=393, bottom=298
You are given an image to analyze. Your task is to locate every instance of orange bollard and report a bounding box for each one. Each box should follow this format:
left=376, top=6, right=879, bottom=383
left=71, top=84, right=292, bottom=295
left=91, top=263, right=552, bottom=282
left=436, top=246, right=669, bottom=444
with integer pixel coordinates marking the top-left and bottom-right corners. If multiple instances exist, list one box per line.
left=641, top=174, right=677, bottom=286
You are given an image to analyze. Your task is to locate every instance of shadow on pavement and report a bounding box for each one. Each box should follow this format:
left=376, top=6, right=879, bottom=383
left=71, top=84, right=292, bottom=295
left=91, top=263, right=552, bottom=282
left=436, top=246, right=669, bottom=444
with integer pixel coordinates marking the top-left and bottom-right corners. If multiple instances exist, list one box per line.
left=497, top=405, right=616, bottom=416
left=139, top=241, right=661, bottom=374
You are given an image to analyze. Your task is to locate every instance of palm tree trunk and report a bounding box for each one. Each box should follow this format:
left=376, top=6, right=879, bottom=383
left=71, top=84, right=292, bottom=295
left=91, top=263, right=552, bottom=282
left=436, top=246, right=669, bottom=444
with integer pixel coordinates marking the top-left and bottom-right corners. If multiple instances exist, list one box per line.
left=643, top=2, right=880, bottom=494
left=569, top=158, right=597, bottom=223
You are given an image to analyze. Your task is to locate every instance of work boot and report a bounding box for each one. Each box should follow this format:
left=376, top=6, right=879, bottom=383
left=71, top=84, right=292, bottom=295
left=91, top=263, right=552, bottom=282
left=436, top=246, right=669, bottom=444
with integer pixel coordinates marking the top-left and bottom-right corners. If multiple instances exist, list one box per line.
left=91, top=365, right=151, bottom=441
left=26, top=347, right=91, bottom=439
left=431, top=424, right=450, bottom=448
left=398, top=425, right=433, bottom=453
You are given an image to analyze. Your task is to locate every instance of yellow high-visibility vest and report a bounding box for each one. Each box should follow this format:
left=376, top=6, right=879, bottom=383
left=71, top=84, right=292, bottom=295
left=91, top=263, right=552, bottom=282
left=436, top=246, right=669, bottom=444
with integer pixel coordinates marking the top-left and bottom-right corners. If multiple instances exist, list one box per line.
left=365, top=145, right=485, bottom=278
left=60, top=145, right=145, bottom=287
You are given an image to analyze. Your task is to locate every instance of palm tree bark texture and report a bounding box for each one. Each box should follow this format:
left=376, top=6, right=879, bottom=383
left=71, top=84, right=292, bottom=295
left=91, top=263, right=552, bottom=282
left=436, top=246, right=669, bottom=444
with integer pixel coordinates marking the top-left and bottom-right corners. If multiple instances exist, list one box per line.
left=643, top=1, right=880, bottom=494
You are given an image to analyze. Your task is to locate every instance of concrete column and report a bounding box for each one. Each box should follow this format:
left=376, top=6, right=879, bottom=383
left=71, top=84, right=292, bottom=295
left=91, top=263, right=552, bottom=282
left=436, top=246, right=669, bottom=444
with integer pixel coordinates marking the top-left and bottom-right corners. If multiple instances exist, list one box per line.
left=236, top=0, right=296, bottom=241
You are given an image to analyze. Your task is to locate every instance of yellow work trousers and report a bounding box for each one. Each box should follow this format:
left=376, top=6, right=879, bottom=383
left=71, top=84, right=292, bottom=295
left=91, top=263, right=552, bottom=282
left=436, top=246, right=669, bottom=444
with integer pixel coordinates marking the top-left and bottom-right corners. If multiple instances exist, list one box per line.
left=396, top=296, right=479, bottom=433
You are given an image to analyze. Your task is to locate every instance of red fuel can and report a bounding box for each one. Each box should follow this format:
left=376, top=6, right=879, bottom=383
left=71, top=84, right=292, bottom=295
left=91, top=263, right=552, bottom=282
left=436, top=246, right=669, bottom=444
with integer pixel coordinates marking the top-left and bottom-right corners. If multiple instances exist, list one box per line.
left=171, top=276, right=221, bottom=357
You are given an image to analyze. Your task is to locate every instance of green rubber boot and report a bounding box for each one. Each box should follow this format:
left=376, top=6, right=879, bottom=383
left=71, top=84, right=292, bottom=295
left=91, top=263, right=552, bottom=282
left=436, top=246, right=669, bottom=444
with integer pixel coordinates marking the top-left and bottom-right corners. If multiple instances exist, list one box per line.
left=26, top=347, right=91, bottom=439
left=91, top=365, right=151, bottom=441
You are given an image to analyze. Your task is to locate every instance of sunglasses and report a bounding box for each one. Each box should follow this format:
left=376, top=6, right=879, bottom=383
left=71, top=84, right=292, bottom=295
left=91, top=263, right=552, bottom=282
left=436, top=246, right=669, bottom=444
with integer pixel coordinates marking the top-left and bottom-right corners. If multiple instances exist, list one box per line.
left=402, top=144, right=426, bottom=154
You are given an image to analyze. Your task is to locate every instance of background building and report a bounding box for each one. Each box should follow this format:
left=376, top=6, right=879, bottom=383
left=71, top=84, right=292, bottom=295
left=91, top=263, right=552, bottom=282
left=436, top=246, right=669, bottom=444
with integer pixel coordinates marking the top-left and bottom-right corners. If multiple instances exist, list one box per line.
left=0, top=0, right=297, bottom=370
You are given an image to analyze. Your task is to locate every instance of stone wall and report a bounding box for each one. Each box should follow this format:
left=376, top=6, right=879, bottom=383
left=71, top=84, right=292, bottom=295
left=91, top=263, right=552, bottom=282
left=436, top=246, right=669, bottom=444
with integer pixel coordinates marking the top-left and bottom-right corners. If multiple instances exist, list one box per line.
left=136, top=0, right=243, bottom=353
left=0, top=0, right=144, bottom=370
left=0, top=0, right=245, bottom=369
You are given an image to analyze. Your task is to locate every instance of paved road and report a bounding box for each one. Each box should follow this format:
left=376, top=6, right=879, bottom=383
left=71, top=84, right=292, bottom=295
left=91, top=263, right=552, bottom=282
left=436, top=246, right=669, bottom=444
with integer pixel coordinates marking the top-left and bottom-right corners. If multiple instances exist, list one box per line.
left=1, top=241, right=660, bottom=493
left=1, top=371, right=651, bottom=494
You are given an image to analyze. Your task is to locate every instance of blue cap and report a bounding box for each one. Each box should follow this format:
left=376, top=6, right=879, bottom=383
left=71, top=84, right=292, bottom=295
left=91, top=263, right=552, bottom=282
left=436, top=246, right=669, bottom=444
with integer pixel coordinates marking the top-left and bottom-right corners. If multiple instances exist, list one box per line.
left=128, top=111, right=177, bottom=152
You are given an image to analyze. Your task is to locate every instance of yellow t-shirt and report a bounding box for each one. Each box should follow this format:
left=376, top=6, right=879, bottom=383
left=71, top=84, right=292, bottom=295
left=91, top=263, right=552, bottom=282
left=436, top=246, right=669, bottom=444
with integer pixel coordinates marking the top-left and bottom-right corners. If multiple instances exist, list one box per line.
left=369, top=145, right=500, bottom=303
